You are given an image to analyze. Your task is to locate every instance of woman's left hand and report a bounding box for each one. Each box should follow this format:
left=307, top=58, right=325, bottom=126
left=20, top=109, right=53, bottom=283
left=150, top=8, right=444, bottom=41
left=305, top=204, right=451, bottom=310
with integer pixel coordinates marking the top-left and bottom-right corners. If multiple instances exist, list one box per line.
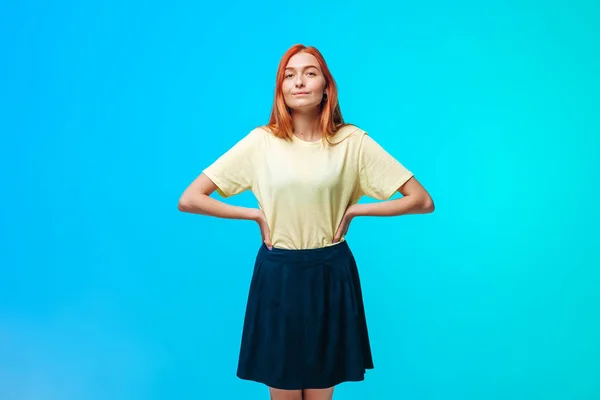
left=333, top=204, right=359, bottom=243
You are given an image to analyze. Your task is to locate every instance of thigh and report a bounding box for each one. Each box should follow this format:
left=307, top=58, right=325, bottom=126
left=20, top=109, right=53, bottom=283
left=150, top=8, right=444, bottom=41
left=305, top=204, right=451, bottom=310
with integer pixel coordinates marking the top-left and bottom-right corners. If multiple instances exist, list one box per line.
left=303, top=387, right=335, bottom=400
left=269, top=387, right=303, bottom=400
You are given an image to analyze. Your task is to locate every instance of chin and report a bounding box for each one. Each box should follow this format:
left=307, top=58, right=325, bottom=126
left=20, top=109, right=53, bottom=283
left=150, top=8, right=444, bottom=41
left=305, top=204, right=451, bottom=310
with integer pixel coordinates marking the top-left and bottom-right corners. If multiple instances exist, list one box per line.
left=287, top=101, right=321, bottom=112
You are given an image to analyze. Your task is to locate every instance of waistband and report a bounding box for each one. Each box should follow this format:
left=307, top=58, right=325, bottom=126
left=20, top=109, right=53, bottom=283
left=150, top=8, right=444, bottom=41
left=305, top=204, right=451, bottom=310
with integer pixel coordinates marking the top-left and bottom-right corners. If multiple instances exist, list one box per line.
left=258, top=240, right=351, bottom=264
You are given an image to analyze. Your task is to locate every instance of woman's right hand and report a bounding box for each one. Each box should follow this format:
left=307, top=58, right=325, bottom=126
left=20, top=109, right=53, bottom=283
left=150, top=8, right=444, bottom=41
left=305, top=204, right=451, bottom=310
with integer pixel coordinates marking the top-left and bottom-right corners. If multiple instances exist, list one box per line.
left=251, top=208, right=272, bottom=250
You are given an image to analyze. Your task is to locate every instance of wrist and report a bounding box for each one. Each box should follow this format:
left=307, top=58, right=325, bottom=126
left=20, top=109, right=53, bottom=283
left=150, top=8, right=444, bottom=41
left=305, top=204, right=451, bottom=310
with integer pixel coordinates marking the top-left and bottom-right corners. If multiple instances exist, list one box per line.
left=242, top=207, right=261, bottom=221
left=346, top=204, right=363, bottom=219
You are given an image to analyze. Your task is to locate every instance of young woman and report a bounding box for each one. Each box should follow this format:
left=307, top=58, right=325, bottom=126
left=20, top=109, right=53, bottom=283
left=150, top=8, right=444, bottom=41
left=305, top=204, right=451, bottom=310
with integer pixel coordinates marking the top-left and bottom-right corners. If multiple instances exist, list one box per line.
left=178, top=44, right=434, bottom=400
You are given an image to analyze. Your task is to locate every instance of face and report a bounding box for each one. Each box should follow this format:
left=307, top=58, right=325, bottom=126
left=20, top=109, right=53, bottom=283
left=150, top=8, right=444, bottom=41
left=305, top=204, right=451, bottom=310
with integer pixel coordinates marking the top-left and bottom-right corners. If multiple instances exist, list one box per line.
left=282, top=52, right=327, bottom=112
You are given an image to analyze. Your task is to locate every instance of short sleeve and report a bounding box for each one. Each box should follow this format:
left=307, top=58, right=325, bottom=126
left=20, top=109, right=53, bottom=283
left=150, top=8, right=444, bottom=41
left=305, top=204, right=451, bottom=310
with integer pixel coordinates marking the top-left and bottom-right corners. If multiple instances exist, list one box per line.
left=202, top=129, right=262, bottom=197
left=358, top=133, right=414, bottom=200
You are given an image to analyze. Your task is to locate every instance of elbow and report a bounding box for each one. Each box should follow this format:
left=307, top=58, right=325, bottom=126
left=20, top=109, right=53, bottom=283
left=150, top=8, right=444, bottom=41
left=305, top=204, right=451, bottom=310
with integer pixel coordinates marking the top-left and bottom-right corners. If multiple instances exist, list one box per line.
left=178, top=192, right=209, bottom=213
left=422, top=196, right=435, bottom=213
left=178, top=193, right=191, bottom=212
left=178, top=198, right=188, bottom=212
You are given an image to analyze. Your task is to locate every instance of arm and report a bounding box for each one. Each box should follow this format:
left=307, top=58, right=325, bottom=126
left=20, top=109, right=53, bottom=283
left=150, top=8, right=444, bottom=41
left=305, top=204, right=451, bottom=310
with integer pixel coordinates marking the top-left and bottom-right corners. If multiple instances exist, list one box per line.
left=177, top=173, right=260, bottom=221
left=348, top=176, right=434, bottom=218
left=332, top=133, right=434, bottom=242
left=178, top=173, right=273, bottom=248
left=333, top=176, right=433, bottom=243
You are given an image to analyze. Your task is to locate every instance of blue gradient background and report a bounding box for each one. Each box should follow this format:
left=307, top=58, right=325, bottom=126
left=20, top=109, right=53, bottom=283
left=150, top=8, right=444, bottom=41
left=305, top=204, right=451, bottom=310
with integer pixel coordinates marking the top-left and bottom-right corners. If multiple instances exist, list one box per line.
left=1, top=0, right=599, bottom=399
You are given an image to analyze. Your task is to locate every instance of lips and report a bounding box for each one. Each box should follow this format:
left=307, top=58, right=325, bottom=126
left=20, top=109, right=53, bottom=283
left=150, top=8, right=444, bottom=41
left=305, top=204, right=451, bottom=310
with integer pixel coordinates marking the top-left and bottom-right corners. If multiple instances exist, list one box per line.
left=293, top=92, right=310, bottom=96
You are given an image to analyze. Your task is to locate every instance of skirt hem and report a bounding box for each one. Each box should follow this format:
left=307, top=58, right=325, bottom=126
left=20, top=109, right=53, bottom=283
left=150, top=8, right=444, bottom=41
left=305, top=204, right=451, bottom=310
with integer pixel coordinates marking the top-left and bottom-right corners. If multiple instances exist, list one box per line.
left=236, top=368, right=372, bottom=390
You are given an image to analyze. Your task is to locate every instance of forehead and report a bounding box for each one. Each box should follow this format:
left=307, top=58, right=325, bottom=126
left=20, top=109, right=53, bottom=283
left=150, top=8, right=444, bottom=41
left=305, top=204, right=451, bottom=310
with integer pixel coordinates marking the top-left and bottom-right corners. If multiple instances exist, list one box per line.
left=285, top=52, right=320, bottom=69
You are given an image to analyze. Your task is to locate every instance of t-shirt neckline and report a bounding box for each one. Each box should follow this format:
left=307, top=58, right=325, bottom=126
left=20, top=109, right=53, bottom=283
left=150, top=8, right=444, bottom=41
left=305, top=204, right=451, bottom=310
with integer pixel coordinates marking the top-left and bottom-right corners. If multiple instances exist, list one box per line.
left=291, top=134, right=324, bottom=147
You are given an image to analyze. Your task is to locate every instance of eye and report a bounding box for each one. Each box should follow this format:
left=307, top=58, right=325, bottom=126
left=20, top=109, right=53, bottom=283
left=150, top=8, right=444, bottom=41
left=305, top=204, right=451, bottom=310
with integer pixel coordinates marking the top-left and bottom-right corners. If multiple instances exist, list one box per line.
left=285, top=73, right=294, bottom=78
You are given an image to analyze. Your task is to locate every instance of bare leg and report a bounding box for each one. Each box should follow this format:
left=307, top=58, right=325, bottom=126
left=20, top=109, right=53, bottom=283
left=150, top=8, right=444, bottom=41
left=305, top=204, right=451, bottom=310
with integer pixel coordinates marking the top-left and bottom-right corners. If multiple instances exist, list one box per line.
left=303, top=387, right=335, bottom=400
left=269, top=387, right=303, bottom=400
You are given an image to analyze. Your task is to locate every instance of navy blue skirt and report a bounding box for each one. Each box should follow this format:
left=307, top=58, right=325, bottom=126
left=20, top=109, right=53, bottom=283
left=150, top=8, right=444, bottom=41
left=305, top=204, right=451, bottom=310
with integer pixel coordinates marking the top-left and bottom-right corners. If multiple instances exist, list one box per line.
left=236, top=240, right=374, bottom=390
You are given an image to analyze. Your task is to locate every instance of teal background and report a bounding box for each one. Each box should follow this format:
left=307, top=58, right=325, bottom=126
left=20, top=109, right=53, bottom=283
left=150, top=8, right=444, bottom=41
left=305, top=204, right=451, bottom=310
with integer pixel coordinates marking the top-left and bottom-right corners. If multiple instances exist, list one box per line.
left=1, top=0, right=599, bottom=399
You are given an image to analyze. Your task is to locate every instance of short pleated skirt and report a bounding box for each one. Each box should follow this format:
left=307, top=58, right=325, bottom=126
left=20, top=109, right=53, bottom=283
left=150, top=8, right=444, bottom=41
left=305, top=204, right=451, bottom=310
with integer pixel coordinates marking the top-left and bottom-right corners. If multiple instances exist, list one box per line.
left=236, top=240, right=374, bottom=390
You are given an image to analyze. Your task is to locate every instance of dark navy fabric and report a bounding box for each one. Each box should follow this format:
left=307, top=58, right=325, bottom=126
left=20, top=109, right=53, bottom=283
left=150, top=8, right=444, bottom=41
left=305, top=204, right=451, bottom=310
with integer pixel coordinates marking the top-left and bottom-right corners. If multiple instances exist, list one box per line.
left=236, top=241, right=374, bottom=390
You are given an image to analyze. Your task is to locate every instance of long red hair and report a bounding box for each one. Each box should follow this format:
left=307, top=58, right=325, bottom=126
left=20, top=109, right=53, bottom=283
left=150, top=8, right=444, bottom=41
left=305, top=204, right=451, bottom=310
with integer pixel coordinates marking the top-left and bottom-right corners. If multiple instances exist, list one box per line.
left=265, top=44, right=347, bottom=141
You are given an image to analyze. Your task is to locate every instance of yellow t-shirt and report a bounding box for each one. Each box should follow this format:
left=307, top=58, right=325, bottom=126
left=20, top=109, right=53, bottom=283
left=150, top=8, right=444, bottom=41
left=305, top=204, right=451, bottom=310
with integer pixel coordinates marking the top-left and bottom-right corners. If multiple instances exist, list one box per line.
left=203, top=125, right=414, bottom=249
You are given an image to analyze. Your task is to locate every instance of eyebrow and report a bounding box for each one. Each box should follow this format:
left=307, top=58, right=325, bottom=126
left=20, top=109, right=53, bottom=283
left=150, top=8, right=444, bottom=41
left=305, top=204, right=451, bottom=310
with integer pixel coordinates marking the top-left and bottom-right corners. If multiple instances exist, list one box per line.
left=284, top=65, right=320, bottom=71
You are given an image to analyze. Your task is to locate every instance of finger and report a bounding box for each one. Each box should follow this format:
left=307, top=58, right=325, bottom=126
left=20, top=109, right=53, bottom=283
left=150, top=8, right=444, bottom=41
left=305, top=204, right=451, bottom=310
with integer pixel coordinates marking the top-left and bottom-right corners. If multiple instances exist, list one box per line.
left=334, top=225, right=347, bottom=243
left=264, top=234, right=273, bottom=250
left=259, top=221, right=273, bottom=250
left=265, top=229, right=272, bottom=250
left=332, top=228, right=341, bottom=243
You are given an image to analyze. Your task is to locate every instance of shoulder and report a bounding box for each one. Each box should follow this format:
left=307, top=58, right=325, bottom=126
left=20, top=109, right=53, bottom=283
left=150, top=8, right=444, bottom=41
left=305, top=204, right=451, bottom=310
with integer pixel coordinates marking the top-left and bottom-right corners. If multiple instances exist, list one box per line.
left=335, top=124, right=365, bottom=137
left=332, top=125, right=392, bottom=158
left=233, top=126, right=273, bottom=147
left=247, top=126, right=270, bottom=140
left=328, top=124, right=369, bottom=145
left=250, top=125, right=285, bottom=143
left=341, top=125, right=382, bottom=143
left=338, top=124, right=386, bottom=146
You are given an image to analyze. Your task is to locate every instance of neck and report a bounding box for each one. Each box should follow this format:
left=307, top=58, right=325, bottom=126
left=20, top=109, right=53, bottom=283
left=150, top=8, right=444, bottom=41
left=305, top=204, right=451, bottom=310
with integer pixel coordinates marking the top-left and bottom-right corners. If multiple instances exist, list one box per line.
left=291, top=108, right=321, bottom=141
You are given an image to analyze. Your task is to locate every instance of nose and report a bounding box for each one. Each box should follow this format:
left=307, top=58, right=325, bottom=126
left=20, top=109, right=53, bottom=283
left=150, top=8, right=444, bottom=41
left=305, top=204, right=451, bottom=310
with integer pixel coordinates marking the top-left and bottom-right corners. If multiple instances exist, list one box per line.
left=294, top=74, right=305, bottom=87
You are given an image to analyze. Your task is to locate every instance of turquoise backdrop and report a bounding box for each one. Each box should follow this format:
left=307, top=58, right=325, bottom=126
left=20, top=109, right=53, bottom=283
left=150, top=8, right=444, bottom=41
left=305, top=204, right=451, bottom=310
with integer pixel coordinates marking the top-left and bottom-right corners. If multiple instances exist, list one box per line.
left=1, top=0, right=599, bottom=399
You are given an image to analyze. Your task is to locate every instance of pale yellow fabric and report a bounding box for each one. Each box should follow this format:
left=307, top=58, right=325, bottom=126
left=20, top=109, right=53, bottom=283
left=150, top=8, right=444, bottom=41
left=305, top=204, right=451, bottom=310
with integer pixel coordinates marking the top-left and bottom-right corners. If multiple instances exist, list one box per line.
left=203, top=125, right=413, bottom=249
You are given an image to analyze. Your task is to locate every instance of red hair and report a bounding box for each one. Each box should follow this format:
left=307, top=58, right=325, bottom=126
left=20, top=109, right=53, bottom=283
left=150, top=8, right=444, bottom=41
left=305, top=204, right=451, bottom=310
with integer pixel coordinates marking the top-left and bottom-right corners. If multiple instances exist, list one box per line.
left=265, top=44, right=347, bottom=142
